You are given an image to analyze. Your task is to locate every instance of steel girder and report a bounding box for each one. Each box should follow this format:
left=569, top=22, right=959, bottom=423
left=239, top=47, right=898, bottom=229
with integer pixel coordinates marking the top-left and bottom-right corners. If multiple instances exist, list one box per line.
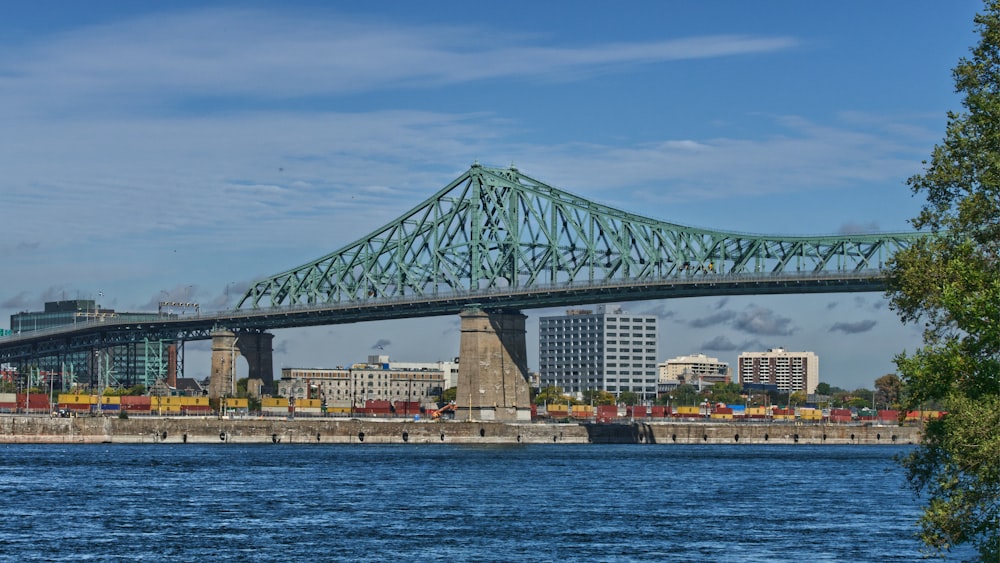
left=238, top=164, right=922, bottom=309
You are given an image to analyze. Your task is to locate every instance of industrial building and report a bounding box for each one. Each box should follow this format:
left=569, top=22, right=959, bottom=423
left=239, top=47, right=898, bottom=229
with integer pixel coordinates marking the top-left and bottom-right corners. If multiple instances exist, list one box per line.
left=658, top=353, right=731, bottom=391
left=538, top=306, right=659, bottom=401
left=8, top=299, right=170, bottom=391
left=738, top=347, right=819, bottom=394
left=277, top=355, right=446, bottom=411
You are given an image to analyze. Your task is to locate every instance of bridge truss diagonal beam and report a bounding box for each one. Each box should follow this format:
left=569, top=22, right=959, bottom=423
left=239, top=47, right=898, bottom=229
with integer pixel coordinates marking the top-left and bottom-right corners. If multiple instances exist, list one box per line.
left=238, top=163, right=923, bottom=310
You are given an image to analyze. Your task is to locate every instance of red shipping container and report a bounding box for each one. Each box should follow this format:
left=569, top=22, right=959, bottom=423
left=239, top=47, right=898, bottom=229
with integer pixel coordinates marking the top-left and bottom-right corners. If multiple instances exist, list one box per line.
left=651, top=406, right=666, bottom=418
left=628, top=406, right=648, bottom=418
left=17, top=394, right=50, bottom=409
left=122, top=396, right=152, bottom=408
left=393, top=401, right=421, bottom=414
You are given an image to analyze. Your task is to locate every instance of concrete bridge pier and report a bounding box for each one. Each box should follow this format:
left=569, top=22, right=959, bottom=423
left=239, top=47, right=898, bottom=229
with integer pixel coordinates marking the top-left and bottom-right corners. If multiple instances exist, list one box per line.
left=455, top=308, right=532, bottom=422
left=209, top=330, right=274, bottom=399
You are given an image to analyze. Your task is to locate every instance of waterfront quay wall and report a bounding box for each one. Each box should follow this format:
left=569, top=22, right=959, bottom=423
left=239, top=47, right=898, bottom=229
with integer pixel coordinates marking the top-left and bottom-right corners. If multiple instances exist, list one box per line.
left=0, top=416, right=921, bottom=445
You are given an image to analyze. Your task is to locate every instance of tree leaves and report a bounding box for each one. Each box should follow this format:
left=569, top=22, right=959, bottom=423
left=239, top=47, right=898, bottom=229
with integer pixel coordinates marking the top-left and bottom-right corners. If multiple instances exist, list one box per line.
left=887, top=1, right=1000, bottom=559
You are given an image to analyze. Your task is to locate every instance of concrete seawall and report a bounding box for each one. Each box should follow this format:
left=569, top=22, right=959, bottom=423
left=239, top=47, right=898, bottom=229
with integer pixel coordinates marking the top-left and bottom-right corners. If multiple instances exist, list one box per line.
left=0, top=416, right=922, bottom=445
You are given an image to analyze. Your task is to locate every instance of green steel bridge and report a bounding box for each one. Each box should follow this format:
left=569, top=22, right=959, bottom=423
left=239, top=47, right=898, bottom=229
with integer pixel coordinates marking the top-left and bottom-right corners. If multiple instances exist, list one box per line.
left=0, top=163, right=920, bottom=384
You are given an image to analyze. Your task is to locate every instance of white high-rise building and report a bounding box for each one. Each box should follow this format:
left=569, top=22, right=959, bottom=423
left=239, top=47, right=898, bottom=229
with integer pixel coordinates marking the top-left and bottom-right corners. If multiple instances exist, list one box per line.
left=538, top=306, right=659, bottom=400
left=658, top=353, right=731, bottom=390
left=738, top=347, right=819, bottom=393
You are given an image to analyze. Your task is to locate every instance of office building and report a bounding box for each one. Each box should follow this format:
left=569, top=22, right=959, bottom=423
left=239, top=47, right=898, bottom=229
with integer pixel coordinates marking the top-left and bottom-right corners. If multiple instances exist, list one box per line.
left=738, top=347, right=819, bottom=394
left=538, top=306, right=658, bottom=401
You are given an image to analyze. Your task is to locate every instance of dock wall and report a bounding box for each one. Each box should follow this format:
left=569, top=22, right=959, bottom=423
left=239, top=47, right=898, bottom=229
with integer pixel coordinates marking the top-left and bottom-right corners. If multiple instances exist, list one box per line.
left=0, top=416, right=921, bottom=445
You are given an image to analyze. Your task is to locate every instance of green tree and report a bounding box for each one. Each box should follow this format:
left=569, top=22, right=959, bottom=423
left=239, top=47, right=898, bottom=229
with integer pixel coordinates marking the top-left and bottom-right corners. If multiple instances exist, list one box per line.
left=617, top=391, right=639, bottom=406
left=582, top=389, right=616, bottom=406
left=788, top=391, right=807, bottom=408
left=441, top=386, right=457, bottom=403
left=664, top=384, right=699, bottom=407
left=886, top=3, right=1000, bottom=558
left=873, top=373, right=903, bottom=410
left=704, top=382, right=743, bottom=406
left=534, top=385, right=567, bottom=405
left=815, top=382, right=831, bottom=396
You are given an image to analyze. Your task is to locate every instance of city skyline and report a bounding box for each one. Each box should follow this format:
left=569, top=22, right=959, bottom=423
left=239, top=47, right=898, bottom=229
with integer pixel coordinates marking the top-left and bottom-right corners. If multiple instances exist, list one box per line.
left=0, top=2, right=982, bottom=391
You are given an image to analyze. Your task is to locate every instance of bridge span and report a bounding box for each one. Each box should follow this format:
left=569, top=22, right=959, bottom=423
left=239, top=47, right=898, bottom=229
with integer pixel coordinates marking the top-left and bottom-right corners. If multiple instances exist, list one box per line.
left=0, top=164, right=920, bottom=418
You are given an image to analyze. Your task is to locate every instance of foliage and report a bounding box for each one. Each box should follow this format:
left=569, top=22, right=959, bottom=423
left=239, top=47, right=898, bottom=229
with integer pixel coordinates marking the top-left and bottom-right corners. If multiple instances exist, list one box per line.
left=661, top=384, right=699, bottom=407
left=815, top=382, right=832, bottom=395
left=787, top=391, right=807, bottom=407
left=617, top=391, right=639, bottom=406
left=534, top=385, right=567, bottom=405
left=703, top=382, right=743, bottom=405
left=886, top=2, right=1000, bottom=558
left=874, top=374, right=904, bottom=409
left=441, top=386, right=457, bottom=403
left=582, top=389, right=616, bottom=406
left=103, top=385, right=145, bottom=396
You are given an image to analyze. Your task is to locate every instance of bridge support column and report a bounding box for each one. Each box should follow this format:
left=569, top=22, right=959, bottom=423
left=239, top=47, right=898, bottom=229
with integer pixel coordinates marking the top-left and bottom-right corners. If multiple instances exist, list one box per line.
left=209, top=330, right=274, bottom=399
left=456, top=308, right=532, bottom=422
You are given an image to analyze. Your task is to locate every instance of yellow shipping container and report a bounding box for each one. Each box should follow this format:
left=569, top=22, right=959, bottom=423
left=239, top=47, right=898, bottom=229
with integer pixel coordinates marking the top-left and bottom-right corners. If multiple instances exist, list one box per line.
left=262, top=398, right=288, bottom=408
left=178, top=397, right=209, bottom=407
left=327, top=406, right=351, bottom=414
left=101, top=396, right=122, bottom=405
left=710, top=413, right=734, bottom=420
left=224, top=398, right=249, bottom=409
left=59, top=394, right=98, bottom=405
left=150, top=396, right=184, bottom=407
left=676, top=406, right=701, bottom=415
left=745, top=407, right=767, bottom=416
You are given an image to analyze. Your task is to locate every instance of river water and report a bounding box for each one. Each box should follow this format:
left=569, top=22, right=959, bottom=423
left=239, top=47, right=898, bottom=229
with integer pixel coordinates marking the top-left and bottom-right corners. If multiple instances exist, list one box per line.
left=0, top=443, right=959, bottom=561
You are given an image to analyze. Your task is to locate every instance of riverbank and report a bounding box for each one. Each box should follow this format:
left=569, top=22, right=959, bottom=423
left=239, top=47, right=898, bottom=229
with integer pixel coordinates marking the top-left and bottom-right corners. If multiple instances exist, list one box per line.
left=0, top=415, right=921, bottom=445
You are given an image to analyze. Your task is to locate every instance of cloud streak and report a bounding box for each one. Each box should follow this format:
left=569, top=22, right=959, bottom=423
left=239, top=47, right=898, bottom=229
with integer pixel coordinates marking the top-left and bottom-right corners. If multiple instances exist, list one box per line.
left=0, top=9, right=797, bottom=115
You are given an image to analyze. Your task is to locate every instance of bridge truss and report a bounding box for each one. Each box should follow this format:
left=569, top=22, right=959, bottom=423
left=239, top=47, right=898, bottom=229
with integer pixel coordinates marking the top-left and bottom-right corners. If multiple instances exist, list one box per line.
left=239, top=163, right=921, bottom=309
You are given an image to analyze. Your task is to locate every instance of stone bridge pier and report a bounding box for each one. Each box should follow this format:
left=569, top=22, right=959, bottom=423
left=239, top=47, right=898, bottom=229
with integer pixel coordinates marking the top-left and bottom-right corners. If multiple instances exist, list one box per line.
left=455, top=308, right=532, bottom=422
left=209, top=330, right=274, bottom=399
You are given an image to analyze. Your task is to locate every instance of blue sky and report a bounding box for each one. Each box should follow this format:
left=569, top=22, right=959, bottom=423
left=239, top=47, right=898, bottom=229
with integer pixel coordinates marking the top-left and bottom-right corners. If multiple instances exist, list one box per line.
left=0, top=1, right=982, bottom=391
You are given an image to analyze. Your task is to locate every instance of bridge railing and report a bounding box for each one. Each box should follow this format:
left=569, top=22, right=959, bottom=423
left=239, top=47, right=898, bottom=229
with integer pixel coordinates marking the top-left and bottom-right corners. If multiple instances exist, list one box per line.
left=228, top=269, right=885, bottom=315
left=0, top=270, right=885, bottom=344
